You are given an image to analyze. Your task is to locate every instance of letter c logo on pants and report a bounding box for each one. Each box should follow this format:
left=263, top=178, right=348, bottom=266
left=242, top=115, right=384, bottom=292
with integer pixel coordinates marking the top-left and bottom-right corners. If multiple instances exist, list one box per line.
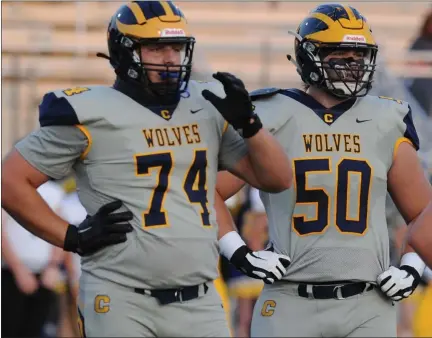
left=94, top=295, right=110, bottom=313
left=261, top=300, right=276, bottom=317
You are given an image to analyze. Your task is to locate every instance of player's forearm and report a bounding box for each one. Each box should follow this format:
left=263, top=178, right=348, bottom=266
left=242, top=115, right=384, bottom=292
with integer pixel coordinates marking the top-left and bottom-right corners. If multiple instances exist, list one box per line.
left=2, top=178, right=69, bottom=248
left=408, top=202, right=432, bottom=267
left=400, top=244, right=426, bottom=276
left=245, top=129, right=292, bottom=192
left=402, top=244, right=416, bottom=255
left=215, top=192, right=238, bottom=240
left=216, top=171, right=246, bottom=201
left=215, top=192, right=250, bottom=262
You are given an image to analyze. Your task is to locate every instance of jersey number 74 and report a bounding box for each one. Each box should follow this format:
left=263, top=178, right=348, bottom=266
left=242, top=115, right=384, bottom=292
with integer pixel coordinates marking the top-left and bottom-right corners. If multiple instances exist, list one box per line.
left=134, top=149, right=209, bottom=228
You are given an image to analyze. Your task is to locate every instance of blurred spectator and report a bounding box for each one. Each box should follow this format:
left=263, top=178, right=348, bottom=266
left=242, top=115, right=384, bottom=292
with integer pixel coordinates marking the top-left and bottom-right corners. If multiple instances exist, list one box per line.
left=268, top=1, right=279, bottom=10
left=411, top=10, right=432, bottom=50
left=407, top=10, right=432, bottom=116
left=218, top=189, right=248, bottom=332
left=1, top=181, right=66, bottom=338
left=58, top=177, right=86, bottom=286
left=386, top=171, right=432, bottom=337
left=412, top=267, right=432, bottom=337
left=224, top=187, right=267, bottom=338
left=55, top=176, right=86, bottom=338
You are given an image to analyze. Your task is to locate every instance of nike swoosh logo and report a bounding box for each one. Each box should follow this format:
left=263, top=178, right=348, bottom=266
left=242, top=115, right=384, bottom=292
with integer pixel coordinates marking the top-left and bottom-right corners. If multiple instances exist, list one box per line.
left=356, top=118, right=372, bottom=123
left=190, top=108, right=203, bottom=114
left=78, top=227, right=92, bottom=234
left=250, top=253, right=264, bottom=260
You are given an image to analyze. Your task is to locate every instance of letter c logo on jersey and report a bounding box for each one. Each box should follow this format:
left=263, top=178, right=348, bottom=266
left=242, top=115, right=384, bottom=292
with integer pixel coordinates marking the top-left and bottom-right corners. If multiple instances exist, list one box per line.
left=94, top=295, right=110, bottom=313
left=324, top=113, right=333, bottom=124
left=261, top=300, right=276, bottom=317
left=161, top=110, right=171, bottom=120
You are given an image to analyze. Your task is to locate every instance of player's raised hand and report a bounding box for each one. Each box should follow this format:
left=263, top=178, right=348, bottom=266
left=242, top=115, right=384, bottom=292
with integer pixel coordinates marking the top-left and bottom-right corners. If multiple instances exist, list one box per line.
left=202, top=72, right=262, bottom=138
left=231, top=246, right=291, bottom=284
left=63, top=200, right=133, bottom=256
left=377, top=265, right=421, bottom=301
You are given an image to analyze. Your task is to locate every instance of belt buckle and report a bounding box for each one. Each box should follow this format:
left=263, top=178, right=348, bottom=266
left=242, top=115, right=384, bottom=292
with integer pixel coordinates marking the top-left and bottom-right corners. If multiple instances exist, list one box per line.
left=175, top=288, right=184, bottom=303
left=306, top=284, right=314, bottom=299
left=363, top=282, right=372, bottom=294
left=333, top=285, right=345, bottom=300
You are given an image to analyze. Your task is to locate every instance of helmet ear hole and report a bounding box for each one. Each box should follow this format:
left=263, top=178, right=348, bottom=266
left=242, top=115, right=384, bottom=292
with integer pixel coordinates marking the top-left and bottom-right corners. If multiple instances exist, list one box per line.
left=295, top=41, right=325, bottom=87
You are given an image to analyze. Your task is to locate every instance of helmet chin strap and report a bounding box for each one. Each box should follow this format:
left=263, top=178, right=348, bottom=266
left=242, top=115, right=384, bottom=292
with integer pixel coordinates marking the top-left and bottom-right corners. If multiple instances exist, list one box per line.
left=286, top=54, right=300, bottom=70
left=96, top=52, right=111, bottom=61
left=326, top=82, right=356, bottom=98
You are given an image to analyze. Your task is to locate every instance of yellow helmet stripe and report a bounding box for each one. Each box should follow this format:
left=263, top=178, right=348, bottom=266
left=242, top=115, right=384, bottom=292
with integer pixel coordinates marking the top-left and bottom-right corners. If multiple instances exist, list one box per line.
left=343, top=5, right=356, bottom=22
left=310, top=12, right=335, bottom=28
left=127, top=2, right=146, bottom=24
left=160, top=1, right=176, bottom=19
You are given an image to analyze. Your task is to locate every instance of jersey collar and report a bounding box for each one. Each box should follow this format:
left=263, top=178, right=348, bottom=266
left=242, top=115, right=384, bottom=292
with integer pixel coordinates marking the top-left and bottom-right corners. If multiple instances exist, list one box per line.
left=280, top=89, right=357, bottom=126
left=113, top=78, right=180, bottom=121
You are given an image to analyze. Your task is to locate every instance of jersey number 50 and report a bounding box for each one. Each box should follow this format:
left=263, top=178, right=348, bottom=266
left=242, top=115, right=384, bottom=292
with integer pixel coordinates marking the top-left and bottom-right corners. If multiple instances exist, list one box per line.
left=135, top=150, right=209, bottom=228
left=293, top=158, right=372, bottom=236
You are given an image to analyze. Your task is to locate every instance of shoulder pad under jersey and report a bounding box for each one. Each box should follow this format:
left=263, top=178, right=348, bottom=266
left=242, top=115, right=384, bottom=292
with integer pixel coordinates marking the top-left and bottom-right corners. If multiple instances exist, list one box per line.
left=396, top=103, right=420, bottom=151
left=376, top=96, right=420, bottom=151
left=38, top=87, right=94, bottom=127
left=39, top=92, right=79, bottom=127
left=249, top=87, right=282, bottom=101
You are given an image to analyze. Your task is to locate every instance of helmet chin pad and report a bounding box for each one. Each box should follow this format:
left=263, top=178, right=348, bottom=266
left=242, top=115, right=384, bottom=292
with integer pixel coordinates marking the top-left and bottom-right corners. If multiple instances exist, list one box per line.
left=325, top=81, right=368, bottom=98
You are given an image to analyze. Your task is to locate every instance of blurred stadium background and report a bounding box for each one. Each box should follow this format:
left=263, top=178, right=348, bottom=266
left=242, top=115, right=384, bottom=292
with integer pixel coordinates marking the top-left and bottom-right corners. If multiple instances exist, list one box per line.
left=2, top=1, right=432, bottom=337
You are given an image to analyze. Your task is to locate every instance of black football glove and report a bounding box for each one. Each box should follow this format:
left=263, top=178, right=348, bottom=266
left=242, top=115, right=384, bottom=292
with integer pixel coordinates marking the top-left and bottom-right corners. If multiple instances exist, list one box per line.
left=63, top=200, right=133, bottom=256
left=230, top=246, right=291, bottom=284
left=202, top=72, right=262, bottom=138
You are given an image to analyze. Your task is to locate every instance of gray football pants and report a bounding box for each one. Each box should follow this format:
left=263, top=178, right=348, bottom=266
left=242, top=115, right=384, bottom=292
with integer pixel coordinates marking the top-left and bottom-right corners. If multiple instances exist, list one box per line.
left=78, top=278, right=231, bottom=337
left=251, top=282, right=397, bottom=337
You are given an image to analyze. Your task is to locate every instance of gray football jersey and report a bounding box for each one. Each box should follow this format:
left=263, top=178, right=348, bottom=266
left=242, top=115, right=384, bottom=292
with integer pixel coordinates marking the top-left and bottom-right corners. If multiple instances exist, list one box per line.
left=250, top=88, right=419, bottom=283
left=16, top=80, right=247, bottom=289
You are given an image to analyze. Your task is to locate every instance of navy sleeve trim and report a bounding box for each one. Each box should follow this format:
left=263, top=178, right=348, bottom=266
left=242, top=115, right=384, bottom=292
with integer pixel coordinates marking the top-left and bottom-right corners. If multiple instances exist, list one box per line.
left=403, top=105, right=420, bottom=151
left=39, top=93, right=80, bottom=127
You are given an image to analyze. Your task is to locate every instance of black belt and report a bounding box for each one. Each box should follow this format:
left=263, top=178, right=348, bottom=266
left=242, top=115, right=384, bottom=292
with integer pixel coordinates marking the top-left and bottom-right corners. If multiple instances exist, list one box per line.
left=134, top=283, right=209, bottom=305
left=297, top=281, right=374, bottom=300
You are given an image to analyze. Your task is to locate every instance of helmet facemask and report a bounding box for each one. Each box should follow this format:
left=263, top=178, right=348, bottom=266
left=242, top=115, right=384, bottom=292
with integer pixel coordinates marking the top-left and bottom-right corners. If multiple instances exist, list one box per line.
left=317, top=46, right=377, bottom=98
left=295, top=38, right=378, bottom=98
left=119, top=35, right=195, bottom=100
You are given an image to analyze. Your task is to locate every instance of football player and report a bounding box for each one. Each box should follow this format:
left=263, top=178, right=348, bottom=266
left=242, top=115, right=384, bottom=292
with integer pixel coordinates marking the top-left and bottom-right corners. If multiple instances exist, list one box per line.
left=214, top=3, right=432, bottom=337
left=1, top=2, right=293, bottom=337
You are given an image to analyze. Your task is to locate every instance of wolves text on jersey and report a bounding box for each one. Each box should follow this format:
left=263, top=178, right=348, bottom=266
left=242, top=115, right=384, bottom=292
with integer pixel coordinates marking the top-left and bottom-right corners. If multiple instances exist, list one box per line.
left=142, top=123, right=201, bottom=148
left=302, top=133, right=361, bottom=154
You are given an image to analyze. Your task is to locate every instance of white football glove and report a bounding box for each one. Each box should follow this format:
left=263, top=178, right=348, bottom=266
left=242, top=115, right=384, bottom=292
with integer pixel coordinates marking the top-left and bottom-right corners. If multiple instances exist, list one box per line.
left=218, top=232, right=291, bottom=284
left=231, top=246, right=291, bottom=284
left=377, top=265, right=421, bottom=301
